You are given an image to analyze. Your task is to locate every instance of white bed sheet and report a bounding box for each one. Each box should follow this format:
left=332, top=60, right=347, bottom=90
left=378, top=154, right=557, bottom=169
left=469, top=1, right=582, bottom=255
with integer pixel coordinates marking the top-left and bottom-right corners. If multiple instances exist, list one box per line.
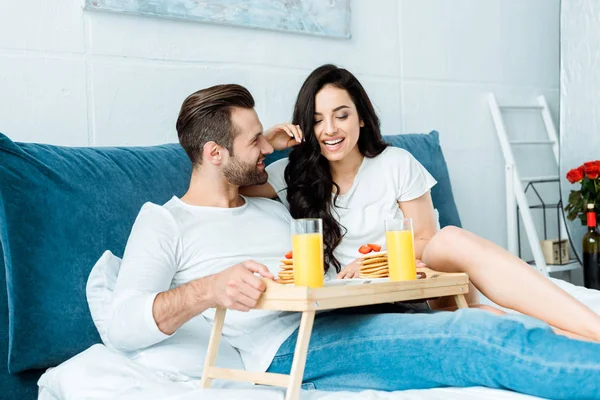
left=37, top=346, right=541, bottom=400
left=39, top=276, right=600, bottom=400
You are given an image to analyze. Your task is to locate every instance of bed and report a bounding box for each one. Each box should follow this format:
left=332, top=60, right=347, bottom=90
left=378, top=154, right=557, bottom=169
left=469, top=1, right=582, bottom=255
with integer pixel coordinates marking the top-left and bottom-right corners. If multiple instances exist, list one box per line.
left=38, top=272, right=600, bottom=400
left=0, top=130, right=576, bottom=400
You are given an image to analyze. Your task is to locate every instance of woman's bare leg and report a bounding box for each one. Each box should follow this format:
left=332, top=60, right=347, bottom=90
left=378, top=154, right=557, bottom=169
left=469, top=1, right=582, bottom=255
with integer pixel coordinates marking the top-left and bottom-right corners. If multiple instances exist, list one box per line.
left=422, top=226, right=600, bottom=341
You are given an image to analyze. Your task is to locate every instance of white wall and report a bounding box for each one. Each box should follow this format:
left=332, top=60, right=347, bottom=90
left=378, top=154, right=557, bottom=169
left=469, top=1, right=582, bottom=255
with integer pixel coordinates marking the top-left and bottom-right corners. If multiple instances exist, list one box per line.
left=398, top=0, right=561, bottom=256
left=0, top=0, right=560, bottom=248
left=560, top=0, right=600, bottom=260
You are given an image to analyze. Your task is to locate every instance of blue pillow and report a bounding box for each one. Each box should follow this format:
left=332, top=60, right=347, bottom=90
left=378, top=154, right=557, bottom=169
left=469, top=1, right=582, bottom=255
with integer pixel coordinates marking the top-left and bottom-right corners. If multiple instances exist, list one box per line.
left=265, top=131, right=462, bottom=228
left=1, top=245, right=43, bottom=399
left=383, top=131, right=462, bottom=228
left=0, top=133, right=192, bottom=372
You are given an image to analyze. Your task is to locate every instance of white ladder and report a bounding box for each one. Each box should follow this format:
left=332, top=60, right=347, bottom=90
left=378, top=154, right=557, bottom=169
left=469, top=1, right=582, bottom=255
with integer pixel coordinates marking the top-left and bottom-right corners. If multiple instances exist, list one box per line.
left=488, top=93, right=580, bottom=276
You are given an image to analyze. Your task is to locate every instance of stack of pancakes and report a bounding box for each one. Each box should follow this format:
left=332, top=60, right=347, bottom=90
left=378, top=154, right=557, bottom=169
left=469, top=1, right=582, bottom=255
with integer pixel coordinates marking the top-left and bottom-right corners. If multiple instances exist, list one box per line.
left=358, top=252, right=427, bottom=279
left=276, top=258, right=294, bottom=284
left=358, top=252, right=389, bottom=278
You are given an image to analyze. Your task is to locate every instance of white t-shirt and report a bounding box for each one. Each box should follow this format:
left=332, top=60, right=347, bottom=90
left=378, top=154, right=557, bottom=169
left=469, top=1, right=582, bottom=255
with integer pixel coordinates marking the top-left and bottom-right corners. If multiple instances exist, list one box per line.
left=107, top=196, right=302, bottom=373
left=267, top=147, right=437, bottom=268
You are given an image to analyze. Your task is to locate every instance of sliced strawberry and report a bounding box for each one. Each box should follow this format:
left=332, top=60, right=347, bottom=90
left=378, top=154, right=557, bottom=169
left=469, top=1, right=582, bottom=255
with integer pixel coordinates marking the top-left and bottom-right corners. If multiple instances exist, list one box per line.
left=358, top=244, right=372, bottom=254
left=368, top=243, right=381, bottom=252
left=284, top=250, right=293, bottom=259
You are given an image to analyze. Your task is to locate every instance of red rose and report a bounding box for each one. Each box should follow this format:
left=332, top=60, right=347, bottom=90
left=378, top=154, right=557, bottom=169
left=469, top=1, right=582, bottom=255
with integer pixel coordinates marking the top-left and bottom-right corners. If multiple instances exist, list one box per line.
left=584, top=161, right=600, bottom=180
left=567, top=166, right=585, bottom=183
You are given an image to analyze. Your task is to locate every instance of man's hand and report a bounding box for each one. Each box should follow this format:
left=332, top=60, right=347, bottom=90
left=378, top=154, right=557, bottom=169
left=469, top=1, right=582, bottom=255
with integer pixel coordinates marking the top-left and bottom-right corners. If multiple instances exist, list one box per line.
left=151, top=261, right=274, bottom=336
left=210, top=261, right=275, bottom=312
left=264, top=123, right=303, bottom=151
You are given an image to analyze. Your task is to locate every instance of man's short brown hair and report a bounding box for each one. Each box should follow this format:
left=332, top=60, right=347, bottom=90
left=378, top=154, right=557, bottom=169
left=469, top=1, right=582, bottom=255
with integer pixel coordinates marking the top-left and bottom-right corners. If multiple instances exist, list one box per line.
left=176, top=84, right=255, bottom=166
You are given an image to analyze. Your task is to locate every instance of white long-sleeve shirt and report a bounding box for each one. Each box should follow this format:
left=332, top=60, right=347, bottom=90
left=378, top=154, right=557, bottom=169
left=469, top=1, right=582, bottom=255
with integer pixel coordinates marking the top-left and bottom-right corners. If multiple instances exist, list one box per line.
left=106, top=196, right=302, bottom=373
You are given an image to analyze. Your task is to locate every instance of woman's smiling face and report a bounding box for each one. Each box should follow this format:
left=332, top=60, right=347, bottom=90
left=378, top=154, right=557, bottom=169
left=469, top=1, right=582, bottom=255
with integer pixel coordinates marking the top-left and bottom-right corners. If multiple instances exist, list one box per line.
left=313, top=84, right=364, bottom=162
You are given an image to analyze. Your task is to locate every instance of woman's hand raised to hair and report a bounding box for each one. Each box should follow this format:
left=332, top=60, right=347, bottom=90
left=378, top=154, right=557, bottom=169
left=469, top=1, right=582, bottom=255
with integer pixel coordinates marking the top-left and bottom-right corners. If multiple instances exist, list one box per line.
left=264, top=123, right=304, bottom=151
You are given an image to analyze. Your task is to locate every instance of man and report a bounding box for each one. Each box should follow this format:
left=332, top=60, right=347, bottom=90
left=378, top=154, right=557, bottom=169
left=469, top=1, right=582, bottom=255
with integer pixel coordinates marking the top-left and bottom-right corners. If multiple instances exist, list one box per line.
left=107, top=84, right=600, bottom=399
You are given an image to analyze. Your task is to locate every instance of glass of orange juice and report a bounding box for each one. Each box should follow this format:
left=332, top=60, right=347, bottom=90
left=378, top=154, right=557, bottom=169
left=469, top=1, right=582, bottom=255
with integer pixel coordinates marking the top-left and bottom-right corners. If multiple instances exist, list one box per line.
left=385, top=218, right=417, bottom=281
left=291, top=218, right=324, bottom=288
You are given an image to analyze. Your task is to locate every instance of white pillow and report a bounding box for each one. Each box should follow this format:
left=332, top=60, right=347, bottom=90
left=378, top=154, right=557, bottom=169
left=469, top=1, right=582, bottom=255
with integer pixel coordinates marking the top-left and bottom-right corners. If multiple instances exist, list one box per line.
left=86, top=251, right=245, bottom=382
left=86, top=251, right=120, bottom=344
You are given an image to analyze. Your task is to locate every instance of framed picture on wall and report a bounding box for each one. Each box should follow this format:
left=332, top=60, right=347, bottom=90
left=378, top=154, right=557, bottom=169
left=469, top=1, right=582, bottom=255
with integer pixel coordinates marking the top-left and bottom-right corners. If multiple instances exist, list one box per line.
left=84, top=0, right=352, bottom=39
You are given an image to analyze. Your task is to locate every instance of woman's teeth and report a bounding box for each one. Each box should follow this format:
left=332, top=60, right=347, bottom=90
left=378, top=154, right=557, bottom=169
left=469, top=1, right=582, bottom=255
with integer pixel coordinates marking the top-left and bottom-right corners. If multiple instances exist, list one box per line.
left=324, top=138, right=344, bottom=145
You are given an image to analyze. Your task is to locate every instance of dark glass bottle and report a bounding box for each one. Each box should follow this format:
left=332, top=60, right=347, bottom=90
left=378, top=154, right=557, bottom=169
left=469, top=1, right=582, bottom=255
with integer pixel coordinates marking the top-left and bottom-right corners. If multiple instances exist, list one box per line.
left=583, top=204, right=600, bottom=289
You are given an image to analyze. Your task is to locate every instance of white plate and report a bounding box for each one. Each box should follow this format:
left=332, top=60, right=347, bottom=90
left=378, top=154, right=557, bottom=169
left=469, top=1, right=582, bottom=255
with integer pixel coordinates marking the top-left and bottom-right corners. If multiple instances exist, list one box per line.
left=325, top=278, right=390, bottom=286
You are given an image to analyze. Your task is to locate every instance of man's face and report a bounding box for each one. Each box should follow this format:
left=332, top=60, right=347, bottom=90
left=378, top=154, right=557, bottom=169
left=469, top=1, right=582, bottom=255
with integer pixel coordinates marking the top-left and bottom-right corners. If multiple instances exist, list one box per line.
left=222, top=107, right=274, bottom=186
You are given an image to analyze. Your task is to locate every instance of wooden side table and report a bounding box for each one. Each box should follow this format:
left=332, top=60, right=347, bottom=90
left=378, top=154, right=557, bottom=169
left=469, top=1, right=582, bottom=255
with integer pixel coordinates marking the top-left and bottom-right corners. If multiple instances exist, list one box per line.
left=200, top=268, right=469, bottom=400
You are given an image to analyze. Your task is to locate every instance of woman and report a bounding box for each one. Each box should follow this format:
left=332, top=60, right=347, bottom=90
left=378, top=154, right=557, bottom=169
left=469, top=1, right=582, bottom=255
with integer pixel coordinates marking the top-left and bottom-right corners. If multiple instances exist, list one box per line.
left=242, top=64, right=600, bottom=341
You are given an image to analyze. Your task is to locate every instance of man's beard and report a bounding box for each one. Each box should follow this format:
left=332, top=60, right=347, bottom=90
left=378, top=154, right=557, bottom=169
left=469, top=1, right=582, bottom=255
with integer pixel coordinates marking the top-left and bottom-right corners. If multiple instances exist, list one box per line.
left=223, top=157, right=268, bottom=186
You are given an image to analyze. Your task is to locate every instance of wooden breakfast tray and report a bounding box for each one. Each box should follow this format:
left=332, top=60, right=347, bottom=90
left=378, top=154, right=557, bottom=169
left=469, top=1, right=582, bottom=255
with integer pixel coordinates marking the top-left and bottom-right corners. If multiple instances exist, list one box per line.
left=200, top=268, right=469, bottom=400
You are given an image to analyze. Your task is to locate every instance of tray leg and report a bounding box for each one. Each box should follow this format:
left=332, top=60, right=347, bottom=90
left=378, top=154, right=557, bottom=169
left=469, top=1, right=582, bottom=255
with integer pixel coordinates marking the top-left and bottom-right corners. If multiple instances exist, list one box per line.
left=200, top=307, right=226, bottom=388
left=285, top=310, right=316, bottom=400
left=454, top=294, right=469, bottom=309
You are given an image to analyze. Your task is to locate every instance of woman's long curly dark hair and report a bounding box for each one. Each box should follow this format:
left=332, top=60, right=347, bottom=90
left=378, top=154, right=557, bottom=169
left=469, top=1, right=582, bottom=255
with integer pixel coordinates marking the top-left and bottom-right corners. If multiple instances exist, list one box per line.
left=284, top=64, right=388, bottom=273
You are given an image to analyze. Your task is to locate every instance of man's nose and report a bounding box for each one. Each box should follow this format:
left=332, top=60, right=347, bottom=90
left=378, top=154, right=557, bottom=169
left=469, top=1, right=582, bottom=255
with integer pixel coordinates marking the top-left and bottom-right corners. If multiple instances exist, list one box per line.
left=260, top=135, right=274, bottom=154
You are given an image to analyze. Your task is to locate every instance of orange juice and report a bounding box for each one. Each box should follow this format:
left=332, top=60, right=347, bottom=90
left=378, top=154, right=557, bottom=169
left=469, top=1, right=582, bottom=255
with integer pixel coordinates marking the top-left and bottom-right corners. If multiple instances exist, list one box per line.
left=386, top=230, right=417, bottom=281
left=292, top=233, right=324, bottom=288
